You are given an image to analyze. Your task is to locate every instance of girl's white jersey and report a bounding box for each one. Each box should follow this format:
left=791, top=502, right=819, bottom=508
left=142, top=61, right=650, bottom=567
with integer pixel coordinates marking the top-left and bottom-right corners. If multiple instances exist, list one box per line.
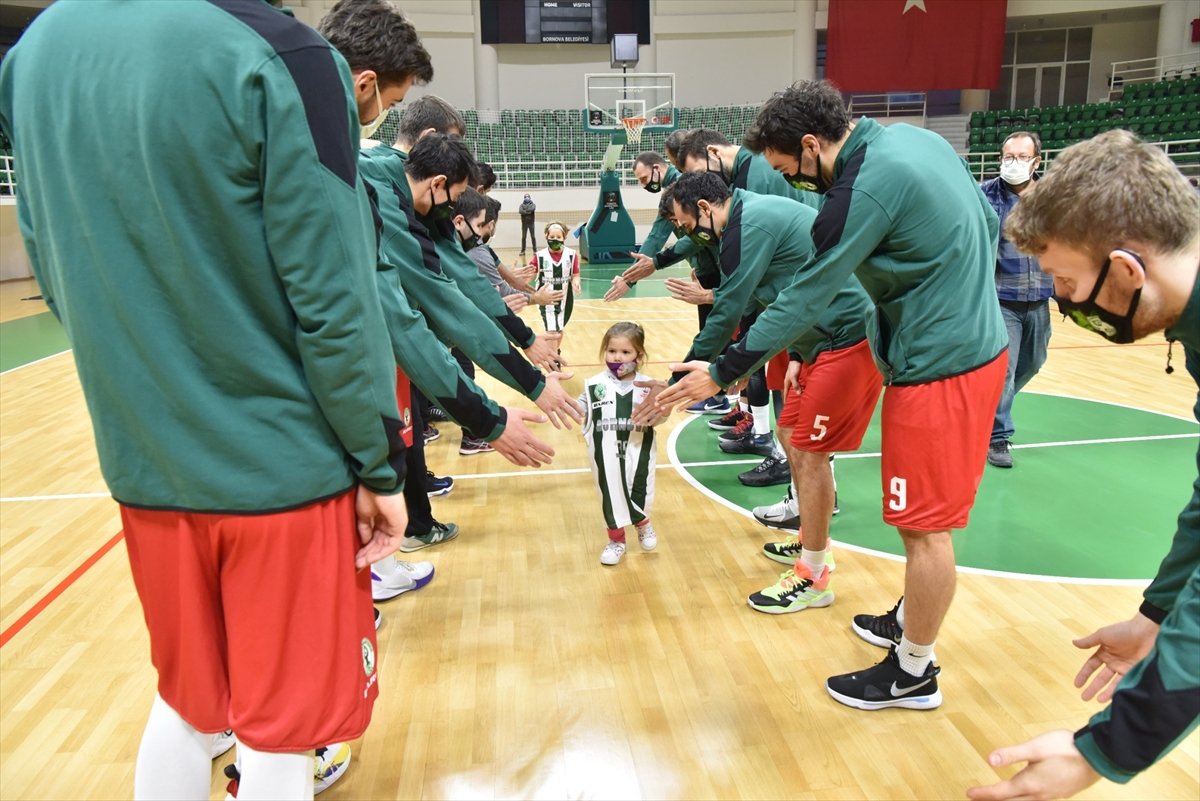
left=579, top=369, right=656, bottom=529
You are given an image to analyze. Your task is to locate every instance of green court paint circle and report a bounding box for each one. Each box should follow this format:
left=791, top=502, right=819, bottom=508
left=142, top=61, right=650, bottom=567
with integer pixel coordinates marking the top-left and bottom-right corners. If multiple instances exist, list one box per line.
left=672, top=392, right=1197, bottom=581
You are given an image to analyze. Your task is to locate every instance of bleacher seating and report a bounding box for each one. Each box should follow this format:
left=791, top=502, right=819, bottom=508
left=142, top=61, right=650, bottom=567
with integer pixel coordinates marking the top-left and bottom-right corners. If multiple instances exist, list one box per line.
left=967, top=74, right=1200, bottom=177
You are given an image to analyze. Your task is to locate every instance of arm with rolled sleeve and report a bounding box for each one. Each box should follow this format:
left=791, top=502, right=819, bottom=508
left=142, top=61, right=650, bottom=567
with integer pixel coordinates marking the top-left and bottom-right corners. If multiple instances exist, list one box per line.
left=260, top=49, right=404, bottom=494
left=711, top=187, right=891, bottom=388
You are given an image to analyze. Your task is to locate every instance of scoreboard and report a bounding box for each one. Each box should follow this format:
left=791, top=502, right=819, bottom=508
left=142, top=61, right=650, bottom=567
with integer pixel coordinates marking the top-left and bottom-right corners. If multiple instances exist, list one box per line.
left=479, top=0, right=650, bottom=46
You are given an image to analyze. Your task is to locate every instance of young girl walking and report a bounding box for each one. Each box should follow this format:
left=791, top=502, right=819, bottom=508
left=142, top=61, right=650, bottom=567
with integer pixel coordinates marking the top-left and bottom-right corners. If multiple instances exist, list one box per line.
left=579, top=322, right=662, bottom=565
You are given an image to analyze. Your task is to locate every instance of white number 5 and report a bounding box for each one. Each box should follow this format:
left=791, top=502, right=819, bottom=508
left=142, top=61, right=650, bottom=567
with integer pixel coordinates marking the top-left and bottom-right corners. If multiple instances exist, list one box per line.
left=810, top=414, right=830, bottom=441
left=888, top=476, right=907, bottom=511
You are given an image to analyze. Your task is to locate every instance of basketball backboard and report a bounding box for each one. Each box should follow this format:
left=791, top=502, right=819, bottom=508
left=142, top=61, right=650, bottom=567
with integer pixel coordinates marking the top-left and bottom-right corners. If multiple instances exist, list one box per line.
left=582, top=72, right=675, bottom=134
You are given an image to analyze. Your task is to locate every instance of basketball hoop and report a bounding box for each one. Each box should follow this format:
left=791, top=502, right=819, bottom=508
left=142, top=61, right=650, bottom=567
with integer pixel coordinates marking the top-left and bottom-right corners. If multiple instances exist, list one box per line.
left=622, top=116, right=647, bottom=147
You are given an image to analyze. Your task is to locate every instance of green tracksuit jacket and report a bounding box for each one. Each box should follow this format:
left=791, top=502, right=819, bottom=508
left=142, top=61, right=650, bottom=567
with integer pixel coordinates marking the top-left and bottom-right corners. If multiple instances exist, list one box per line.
left=0, top=0, right=406, bottom=510
left=356, top=146, right=546, bottom=403
left=1074, top=277, right=1200, bottom=782
left=678, top=190, right=870, bottom=374
left=711, top=117, right=1006, bottom=389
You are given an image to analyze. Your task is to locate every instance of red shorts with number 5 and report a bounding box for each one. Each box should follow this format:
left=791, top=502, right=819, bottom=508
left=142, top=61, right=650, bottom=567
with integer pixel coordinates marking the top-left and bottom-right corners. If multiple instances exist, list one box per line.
left=779, top=339, right=882, bottom=453
left=121, top=490, right=379, bottom=752
left=880, top=352, right=1007, bottom=531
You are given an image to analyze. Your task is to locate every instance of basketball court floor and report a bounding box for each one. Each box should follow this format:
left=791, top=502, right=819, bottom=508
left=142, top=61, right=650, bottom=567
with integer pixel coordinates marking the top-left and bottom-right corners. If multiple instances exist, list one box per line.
left=1, top=259, right=1197, bottom=799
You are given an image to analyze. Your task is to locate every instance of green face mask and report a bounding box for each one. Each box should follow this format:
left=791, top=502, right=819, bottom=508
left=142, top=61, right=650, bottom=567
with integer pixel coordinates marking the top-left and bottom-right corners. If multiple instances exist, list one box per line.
left=547, top=239, right=564, bottom=252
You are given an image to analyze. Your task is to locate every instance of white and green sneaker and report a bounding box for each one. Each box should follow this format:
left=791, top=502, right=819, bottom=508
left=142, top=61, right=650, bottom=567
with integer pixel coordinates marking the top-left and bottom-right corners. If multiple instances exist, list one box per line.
left=399, top=520, right=459, bottom=552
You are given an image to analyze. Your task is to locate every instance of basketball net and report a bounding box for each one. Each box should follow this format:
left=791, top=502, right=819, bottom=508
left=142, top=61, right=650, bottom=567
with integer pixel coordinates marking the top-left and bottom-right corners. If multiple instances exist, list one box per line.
left=622, top=116, right=646, bottom=147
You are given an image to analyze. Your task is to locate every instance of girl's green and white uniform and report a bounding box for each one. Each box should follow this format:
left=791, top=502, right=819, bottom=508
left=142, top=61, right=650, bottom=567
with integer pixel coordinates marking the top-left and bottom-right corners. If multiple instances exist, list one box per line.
left=580, top=370, right=656, bottom=529
left=533, top=245, right=577, bottom=332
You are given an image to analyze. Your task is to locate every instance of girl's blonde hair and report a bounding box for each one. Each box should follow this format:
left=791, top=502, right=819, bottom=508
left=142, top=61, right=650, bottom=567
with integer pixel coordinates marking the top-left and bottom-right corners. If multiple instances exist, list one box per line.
left=599, top=321, right=647, bottom=365
left=544, top=220, right=568, bottom=237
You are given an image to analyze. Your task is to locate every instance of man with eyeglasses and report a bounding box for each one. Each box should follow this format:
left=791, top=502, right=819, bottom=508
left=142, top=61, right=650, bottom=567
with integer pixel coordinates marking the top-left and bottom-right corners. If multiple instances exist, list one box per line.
left=980, top=131, right=1053, bottom=469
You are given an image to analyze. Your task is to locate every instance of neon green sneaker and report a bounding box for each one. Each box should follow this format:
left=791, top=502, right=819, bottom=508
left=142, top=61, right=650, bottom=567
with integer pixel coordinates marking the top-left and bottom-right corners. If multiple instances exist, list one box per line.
left=762, top=535, right=836, bottom=572
left=747, top=562, right=834, bottom=615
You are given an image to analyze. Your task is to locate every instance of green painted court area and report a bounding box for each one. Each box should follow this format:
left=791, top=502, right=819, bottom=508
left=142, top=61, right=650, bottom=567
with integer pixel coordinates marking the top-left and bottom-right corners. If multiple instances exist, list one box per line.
left=673, top=392, right=1198, bottom=580
left=0, top=312, right=69, bottom=373
left=577, top=262, right=692, bottom=300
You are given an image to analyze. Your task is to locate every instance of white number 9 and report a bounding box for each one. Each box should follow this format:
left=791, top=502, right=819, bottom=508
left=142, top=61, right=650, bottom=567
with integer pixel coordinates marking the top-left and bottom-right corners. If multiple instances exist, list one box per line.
left=888, top=476, right=907, bottom=511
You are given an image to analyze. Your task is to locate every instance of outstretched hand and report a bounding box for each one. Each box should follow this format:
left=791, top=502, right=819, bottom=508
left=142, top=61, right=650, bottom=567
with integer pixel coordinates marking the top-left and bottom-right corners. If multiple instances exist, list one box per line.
left=524, top=332, right=565, bottom=372
left=490, top=407, right=555, bottom=466
left=1073, top=613, right=1159, bottom=702
left=534, top=371, right=583, bottom=430
left=620, top=254, right=656, bottom=284
left=603, top=276, right=632, bottom=303
left=966, top=730, right=1100, bottom=801
left=631, top=378, right=670, bottom=425
left=652, top=361, right=720, bottom=416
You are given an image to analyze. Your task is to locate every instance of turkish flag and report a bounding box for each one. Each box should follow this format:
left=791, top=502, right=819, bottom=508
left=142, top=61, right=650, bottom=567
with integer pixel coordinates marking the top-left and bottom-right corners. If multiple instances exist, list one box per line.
left=827, top=0, right=1007, bottom=92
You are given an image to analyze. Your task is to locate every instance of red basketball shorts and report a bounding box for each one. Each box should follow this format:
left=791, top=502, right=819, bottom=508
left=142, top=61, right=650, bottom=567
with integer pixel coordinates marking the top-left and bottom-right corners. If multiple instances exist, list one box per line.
left=880, top=352, right=1007, bottom=531
left=121, top=489, right=379, bottom=752
left=778, top=339, right=882, bottom=453
left=765, top=350, right=791, bottom=392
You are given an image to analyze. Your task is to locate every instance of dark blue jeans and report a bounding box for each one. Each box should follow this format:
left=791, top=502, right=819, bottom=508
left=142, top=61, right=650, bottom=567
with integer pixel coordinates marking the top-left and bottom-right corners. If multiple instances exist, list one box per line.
left=992, top=299, right=1051, bottom=444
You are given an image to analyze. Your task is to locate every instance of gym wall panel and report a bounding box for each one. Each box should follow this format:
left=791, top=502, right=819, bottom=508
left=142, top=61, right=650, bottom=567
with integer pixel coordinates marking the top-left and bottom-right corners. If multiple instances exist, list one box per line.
left=1090, top=17, right=1159, bottom=101
left=657, top=32, right=794, bottom=107
left=409, top=33, right=479, bottom=109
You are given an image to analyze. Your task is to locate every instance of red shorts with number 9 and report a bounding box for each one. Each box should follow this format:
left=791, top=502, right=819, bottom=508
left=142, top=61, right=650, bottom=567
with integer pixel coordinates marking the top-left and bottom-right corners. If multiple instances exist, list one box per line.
left=779, top=339, right=882, bottom=453
left=880, top=351, right=1007, bottom=531
left=121, top=490, right=379, bottom=752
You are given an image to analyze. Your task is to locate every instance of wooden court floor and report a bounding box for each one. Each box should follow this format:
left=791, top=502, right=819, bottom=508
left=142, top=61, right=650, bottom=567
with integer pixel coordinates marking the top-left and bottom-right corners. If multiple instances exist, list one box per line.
left=1, top=266, right=1197, bottom=800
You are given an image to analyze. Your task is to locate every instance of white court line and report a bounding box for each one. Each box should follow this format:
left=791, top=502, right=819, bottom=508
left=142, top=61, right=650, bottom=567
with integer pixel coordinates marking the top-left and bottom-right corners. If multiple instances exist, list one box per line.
left=0, top=349, right=71, bottom=377
left=2, top=428, right=1194, bottom=504
left=665, top=414, right=1194, bottom=587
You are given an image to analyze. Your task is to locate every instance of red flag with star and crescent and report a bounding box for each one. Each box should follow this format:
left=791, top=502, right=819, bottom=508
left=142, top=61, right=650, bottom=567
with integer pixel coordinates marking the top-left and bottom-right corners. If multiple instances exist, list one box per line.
left=826, top=0, right=1007, bottom=92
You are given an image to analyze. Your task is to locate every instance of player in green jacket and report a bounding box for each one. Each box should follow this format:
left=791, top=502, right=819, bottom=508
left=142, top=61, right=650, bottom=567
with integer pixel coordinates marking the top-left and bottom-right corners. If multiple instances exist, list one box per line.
left=657, top=81, right=1008, bottom=713
left=0, top=0, right=412, bottom=795
left=664, top=172, right=878, bottom=616
left=968, top=130, right=1199, bottom=801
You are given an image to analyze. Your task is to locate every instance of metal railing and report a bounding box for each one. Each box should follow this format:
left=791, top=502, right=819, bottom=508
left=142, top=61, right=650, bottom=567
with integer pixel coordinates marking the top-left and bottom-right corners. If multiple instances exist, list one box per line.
left=847, top=92, right=927, bottom=123
left=0, top=153, right=13, bottom=196
left=1109, top=52, right=1200, bottom=100
left=959, top=138, right=1200, bottom=182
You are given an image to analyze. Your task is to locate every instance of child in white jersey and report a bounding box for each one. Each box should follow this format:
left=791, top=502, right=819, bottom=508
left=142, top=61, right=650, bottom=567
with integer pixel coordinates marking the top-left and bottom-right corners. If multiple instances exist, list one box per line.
left=579, top=322, right=662, bottom=565
left=529, top=221, right=581, bottom=362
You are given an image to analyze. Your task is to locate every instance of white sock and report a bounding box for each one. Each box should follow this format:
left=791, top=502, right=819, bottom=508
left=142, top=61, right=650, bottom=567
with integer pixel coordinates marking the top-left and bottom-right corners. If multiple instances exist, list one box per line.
left=372, top=552, right=397, bottom=576
left=896, top=596, right=906, bottom=628
left=788, top=481, right=797, bottom=502
left=238, top=742, right=313, bottom=800
left=737, top=397, right=749, bottom=412
left=133, top=694, right=213, bottom=800
left=896, top=634, right=935, bottom=677
left=751, top=404, right=771, bottom=436
left=799, top=547, right=826, bottom=578
left=829, top=454, right=837, bottom=490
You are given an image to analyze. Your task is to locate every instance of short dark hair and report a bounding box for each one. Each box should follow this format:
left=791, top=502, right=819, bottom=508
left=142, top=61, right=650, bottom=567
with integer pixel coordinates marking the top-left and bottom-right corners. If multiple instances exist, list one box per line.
left=664, top=128, right=689, bottom=167
left=317, top=0, right=433, bottom=87
left=671, top=171, right=730, bottom=218
left=477, top=161, right=497, bottom=191
left=744, top=81, right=849, bottom=155
left=454, top=187, right=487, bottom=222
left=397, top=95, right=465, bottom=147
left=635, top=151, right=667, bottom=169
left=1002, top=130, right=1041, bottom=157
left=483, top=196, right=502, bottom=225
left=657, top=184, right=676, bottom=219
left=678, top=128, right=731, bottom=164
left=404, top=133, right=478, bottom=187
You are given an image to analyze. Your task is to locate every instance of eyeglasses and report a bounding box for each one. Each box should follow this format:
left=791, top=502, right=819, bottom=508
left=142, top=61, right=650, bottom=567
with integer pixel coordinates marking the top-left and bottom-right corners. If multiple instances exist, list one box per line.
left=1001, top=154, right=1038, bottom=165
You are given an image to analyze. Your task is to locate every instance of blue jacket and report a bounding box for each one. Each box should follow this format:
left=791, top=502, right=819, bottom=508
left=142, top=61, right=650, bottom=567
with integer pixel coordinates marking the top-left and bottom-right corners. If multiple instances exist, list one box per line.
left=981, top=176, right=1054, bottom=303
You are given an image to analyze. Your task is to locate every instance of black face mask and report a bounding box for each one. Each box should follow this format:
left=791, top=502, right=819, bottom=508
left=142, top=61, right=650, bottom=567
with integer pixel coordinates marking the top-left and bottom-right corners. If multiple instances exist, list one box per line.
left=1054, top=253, right=1144, bottom=344
left=428, top=183, right=455, bottom=222
left=687, top=208, right=718, bottom=247
left=547, top=239, right=564, bottom=252
left=705, top=153, right=730, bottom=186
left=645, top=165, right=662, bottom=194
left=459, top=220, right=481, bottom=252
left=783, top=150, right=827, bottom=194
